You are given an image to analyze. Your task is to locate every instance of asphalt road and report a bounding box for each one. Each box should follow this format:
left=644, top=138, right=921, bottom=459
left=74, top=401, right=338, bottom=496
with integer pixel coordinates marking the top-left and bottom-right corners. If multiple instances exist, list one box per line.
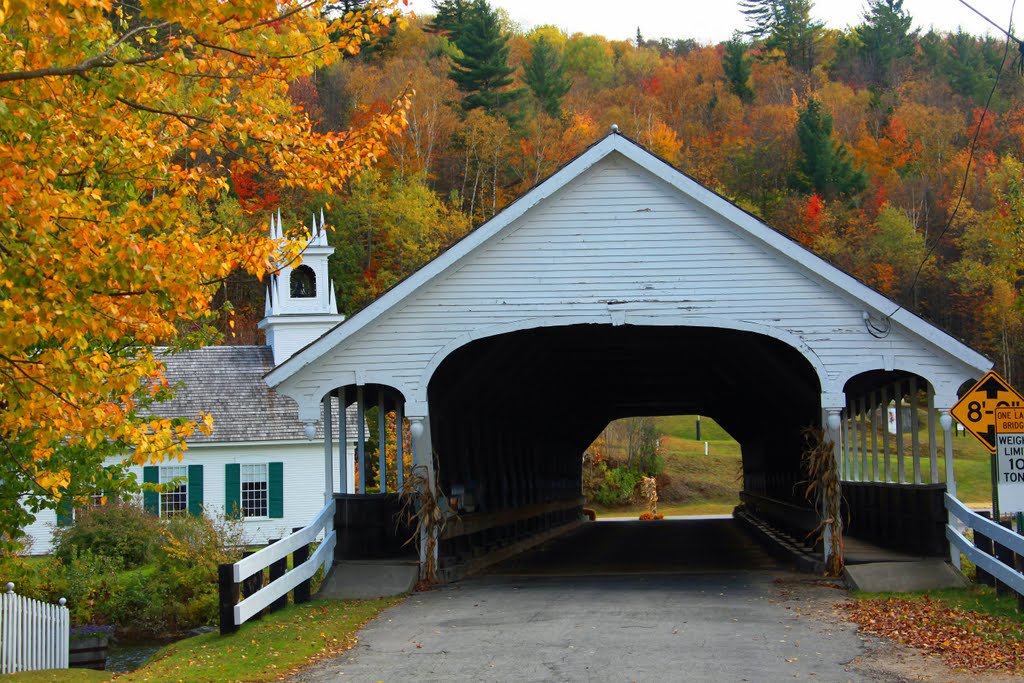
left=291, top=519, right=880, bottom=682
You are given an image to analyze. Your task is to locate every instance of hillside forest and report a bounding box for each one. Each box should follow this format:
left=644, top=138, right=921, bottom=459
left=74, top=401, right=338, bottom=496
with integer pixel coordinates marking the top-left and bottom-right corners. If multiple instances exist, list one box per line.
left=224, top=0, right=1024, bottom=383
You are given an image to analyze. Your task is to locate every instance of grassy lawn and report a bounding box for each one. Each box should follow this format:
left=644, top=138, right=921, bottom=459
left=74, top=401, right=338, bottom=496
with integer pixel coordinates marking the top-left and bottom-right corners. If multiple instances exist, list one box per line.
left=2, top=597, right=401, bottom=683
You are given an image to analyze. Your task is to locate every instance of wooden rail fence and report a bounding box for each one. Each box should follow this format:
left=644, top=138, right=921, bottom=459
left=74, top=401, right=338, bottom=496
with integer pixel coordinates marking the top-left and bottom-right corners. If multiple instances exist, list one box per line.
left=218, top=499, right=337, bottom=634
left=945, top=494, right=1024, bottom=604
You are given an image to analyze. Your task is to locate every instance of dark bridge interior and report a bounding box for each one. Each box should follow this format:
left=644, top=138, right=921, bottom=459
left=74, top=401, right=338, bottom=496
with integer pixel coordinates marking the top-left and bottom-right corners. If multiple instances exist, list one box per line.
left=424, top=324, right=823, bottom=569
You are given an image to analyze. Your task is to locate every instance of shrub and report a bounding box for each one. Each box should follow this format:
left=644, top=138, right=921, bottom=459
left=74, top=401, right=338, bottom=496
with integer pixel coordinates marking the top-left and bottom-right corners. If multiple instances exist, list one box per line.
left=52, top=501, right=160, bottom=569
left=592, top=464, right=642, bottom=506
left=146, top=511, right=245, bottom=633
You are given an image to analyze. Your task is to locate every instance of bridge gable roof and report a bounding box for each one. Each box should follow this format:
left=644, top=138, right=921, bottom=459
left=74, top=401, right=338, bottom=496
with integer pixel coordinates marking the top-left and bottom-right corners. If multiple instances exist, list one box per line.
left=265, top=132, right=990, bottom=394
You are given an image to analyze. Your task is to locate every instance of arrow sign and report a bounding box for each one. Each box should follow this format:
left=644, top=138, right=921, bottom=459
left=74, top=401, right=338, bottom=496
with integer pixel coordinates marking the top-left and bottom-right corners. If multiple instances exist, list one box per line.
left=951, top=370, right=1024, bottom=454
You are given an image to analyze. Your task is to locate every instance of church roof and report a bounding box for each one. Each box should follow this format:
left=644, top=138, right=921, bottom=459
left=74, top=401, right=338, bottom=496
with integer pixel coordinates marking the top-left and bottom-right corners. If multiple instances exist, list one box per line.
left=151, top=346, right=360, bottom=444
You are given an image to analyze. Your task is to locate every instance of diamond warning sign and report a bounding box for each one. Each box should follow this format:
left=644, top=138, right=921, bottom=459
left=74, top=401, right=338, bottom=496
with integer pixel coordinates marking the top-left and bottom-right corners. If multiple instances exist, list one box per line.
left=951, top=371, right=1024, bottom=453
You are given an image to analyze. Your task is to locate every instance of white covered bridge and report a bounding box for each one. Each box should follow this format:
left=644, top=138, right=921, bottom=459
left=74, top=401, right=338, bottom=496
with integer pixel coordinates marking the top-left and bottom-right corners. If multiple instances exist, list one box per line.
left=265, top=131, right=990, bottom=576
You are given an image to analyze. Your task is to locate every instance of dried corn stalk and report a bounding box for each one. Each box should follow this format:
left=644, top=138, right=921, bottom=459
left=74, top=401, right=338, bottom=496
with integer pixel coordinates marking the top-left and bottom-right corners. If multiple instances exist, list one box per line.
left=802, top=426, right=844, bottom=577
left=641, top=475, right=658, bottom=514
left=398, top=464, right=448, bottom=583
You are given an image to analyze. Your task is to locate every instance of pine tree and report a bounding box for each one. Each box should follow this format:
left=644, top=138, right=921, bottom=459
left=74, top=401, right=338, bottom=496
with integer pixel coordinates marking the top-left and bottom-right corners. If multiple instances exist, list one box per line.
left=523, top=36, right=573, bottom=117
left=791, top=99, right=867, bottom=200
left=722, top=37, right=754, bottom=103
left=740, top=0, right=822, bottom=73
left=856, top=0, right=916, bottom=88
left=447, top=0, right=523, bottom=115
left=429, top=0, right=473, bottom=43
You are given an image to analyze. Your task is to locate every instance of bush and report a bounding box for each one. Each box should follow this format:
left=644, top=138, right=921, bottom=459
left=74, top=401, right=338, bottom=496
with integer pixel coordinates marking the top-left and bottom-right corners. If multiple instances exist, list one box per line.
left=52, top=501, right=160, bottom=569
left=6, top=507, right=247, bottom=639
left=146, top=511, right=245, bottom=633
left=591, top=464, right=642, bottom=506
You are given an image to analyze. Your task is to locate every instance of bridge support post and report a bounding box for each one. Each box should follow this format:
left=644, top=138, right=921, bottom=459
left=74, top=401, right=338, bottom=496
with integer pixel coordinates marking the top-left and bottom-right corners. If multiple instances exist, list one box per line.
left=408, top=413, right=437, bottom=577
left=938, top=403, right=960, bottom=569
left=823, top=401, right=845, bottom=569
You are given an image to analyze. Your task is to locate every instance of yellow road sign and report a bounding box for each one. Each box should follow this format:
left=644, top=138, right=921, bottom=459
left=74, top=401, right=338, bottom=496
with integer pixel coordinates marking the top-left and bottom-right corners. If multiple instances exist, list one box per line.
left=951, top=370, right=1024, bottom=453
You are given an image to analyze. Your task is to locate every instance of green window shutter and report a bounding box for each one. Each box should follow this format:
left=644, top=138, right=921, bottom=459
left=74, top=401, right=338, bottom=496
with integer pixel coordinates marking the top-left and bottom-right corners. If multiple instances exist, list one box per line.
left=55, top=496, right=73, bottom=527
left=188, top=464, right=204, bottom=516
left=143, top=466, right=159, bottom=515
left=225, top=464, right=241, bottom=518
left=269, top=462, right=284, bottom=519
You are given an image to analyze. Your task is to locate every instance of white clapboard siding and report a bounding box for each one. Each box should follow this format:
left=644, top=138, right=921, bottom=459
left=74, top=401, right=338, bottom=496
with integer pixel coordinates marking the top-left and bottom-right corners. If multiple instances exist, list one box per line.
left=0, top=585, right=69, bottom=674
left=271, top=136, right=988, bottom=411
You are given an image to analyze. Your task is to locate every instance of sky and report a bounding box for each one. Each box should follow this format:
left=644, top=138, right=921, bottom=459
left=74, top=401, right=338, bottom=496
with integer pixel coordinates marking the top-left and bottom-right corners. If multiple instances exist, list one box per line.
left=402, top=0, right=1021, bottom=45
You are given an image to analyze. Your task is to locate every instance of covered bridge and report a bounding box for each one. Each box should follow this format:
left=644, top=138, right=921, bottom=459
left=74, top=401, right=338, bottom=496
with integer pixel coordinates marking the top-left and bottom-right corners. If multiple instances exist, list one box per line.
left=266, top=131, right=990, bottom=573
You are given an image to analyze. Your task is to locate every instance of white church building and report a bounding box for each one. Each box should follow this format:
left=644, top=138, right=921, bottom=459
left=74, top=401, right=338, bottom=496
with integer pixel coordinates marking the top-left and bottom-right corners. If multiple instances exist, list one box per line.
left=22, top=215, right=359, bottom=554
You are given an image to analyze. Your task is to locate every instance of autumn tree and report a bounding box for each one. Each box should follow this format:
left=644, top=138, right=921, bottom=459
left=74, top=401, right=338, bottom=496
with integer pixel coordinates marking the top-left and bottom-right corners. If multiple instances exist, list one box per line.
left=523, top=36, right=573, bottom=118
left=0, top=0, right=410, bottom=546
left=792, top=99, right=867, bottom=200
left=328, top=170, right=471, bottom=311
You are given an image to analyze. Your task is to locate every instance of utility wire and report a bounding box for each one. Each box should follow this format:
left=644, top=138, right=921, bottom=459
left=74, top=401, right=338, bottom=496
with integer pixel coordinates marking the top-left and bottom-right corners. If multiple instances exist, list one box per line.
left=873, top=0, right=1018, bottom=337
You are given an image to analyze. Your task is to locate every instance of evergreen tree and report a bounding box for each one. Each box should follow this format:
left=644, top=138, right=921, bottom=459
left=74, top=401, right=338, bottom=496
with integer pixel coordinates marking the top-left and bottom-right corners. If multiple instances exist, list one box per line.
left=740, top=0, right=822, bottom=73
left=722, top=37, right=754, bottom=103
left=791, top=99, right=867, bottom=200
left=428, top=0, right=473, bottom=43
left=855, top=0, right=916, bottom=88
left=523, top=36, right=573, bottom=117
left=448, top=0, right=523, bottom=115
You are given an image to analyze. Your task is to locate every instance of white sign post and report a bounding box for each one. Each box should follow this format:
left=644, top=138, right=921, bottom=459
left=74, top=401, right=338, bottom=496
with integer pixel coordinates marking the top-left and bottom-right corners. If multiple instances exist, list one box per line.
left=995, top=407, right=1024, bottom=514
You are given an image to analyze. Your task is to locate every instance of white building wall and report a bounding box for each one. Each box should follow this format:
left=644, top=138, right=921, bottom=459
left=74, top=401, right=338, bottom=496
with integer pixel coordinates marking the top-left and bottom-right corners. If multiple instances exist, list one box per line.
left=20, top=439, right=354, bottom=555
left=281, top=153, right=981, bottom=407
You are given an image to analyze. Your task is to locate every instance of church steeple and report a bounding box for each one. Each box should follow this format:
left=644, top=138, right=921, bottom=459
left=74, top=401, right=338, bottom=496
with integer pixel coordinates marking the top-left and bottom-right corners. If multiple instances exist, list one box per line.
left=258, top=211, right=345, bottom=365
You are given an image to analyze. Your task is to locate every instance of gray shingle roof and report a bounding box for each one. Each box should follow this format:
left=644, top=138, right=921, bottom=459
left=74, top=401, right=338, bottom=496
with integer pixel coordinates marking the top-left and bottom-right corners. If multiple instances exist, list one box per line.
left=150, top=346, right=360, bottom=444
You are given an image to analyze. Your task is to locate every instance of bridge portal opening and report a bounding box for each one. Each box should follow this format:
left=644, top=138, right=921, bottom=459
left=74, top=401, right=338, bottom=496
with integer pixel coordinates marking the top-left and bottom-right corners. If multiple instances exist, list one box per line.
left=426, top=324, right=822, bottom=571
left=581, top=414, right=741, bottom=516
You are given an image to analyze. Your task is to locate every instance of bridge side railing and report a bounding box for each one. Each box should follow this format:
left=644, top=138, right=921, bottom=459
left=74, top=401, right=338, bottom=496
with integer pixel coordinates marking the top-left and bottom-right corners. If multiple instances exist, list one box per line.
left=218, top=499, right=336, bottom=634
left=944, top=493, right=1024, bottom=600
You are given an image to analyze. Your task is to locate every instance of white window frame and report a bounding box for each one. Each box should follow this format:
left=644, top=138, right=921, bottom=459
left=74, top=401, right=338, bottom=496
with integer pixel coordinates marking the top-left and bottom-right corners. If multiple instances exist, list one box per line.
left=240, top=463, right=269, bottom=519
left=159, top=465, right=188, bottom=517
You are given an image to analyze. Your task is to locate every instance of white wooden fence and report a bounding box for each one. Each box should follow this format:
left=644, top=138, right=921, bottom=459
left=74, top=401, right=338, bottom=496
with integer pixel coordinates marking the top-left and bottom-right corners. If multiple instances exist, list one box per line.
left=219, top=498, right=336, bottom=633
left=1, top=583, right=69, bottom=674
left=945, top=494, right=1024, bottom=595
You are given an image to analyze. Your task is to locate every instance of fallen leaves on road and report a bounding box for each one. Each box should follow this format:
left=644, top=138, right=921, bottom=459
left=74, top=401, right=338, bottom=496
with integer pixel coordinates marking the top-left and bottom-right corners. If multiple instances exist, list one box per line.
left=845, top=597, right=1024, bottom=673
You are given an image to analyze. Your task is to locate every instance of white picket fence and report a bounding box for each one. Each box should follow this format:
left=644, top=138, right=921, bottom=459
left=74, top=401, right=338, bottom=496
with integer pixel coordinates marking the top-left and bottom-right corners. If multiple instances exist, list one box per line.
left=0, top=583, right=69, bottom=674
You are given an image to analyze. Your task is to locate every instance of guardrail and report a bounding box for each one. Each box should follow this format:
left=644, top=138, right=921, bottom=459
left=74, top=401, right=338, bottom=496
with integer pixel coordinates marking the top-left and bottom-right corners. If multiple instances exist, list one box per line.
left=944, top=493, right=1024, bottom=599
left=1, top=583, right=69, bottom=674
left=218, top=499, right=336, bottom=634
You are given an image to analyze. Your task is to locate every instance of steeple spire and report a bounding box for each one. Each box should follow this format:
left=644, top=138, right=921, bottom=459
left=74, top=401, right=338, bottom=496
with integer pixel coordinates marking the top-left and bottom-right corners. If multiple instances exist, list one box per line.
left=258, top=211, right=345, bottom=365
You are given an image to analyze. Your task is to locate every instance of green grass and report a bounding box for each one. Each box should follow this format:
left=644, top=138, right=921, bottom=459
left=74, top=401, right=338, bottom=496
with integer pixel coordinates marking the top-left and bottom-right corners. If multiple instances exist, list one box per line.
left=2, top=597, right=402, bottom=683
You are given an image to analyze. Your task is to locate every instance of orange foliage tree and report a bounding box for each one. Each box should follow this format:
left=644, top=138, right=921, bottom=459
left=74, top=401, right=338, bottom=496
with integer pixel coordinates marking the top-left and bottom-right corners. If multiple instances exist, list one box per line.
left=0, top=0, right=411, bottom=544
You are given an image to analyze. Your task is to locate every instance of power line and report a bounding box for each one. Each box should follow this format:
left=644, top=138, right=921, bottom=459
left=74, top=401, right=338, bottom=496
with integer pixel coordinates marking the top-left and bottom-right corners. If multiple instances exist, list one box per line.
left=876, top=0, right=1018, bottom=336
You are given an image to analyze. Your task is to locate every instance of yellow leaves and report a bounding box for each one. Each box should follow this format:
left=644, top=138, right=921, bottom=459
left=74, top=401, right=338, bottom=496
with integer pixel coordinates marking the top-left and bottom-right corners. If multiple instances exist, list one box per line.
left=0, top=0, right=408, bottom=534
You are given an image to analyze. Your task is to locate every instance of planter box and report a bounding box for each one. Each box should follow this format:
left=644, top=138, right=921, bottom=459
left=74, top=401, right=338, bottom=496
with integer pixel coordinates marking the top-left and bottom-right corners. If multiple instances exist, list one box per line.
left=69, top=636, right=109, bottom=670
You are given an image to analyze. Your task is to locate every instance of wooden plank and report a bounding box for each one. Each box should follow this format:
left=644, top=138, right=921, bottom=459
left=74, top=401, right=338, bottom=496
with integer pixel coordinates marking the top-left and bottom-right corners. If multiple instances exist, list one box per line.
left=233, top=500, right=334, bottom=583
left=946, top=493, right=1024, bottom=555
left=235, top=530, right=336, bottom=625
left=946, top=524, right=1024, bottom=595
